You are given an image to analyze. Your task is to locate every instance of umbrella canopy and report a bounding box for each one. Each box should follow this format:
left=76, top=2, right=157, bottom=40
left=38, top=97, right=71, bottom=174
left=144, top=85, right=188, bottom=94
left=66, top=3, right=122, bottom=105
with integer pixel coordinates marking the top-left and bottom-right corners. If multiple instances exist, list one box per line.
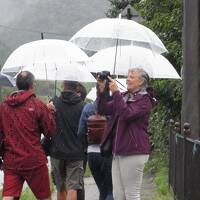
left=85, top=46, right=180, bottom=79
left=70, top=18, right=167, bottom=54
left=86, top=87, right=97, bottom=101
left=22, top=61, right=96, bottom=82
left=0, top=73, right=16, bottom=87
left=1, top=39, right=88, bottom=76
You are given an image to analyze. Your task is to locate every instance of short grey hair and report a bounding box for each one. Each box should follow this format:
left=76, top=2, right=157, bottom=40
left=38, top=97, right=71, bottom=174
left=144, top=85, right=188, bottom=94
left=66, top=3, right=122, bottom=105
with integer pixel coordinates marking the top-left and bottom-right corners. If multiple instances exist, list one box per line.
left=128, top=68, right=150, bottom=89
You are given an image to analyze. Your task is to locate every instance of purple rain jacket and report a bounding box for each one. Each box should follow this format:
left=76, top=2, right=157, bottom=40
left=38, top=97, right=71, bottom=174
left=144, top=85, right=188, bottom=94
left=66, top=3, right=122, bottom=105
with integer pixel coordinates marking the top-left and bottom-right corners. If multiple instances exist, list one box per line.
left=97, top=88, right=157, bottom=156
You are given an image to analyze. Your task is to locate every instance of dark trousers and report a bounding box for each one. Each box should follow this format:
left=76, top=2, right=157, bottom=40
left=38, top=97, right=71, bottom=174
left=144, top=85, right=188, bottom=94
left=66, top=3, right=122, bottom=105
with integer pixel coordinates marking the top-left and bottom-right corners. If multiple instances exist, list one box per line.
left=77, top=186, right=85, bottom=200
left=88, top=152, right=113, bottom=200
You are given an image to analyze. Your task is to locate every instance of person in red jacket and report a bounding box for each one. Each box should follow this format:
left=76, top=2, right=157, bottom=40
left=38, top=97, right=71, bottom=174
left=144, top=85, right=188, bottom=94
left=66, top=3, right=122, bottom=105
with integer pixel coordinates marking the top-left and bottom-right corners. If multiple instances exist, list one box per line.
left=0, top=71, right=56, bottom=200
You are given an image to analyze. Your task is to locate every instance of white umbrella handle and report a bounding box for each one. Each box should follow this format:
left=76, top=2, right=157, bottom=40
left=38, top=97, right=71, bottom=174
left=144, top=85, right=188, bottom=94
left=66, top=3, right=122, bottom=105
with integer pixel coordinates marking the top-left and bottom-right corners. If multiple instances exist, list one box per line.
left=113, top=39, right=119, bottom=75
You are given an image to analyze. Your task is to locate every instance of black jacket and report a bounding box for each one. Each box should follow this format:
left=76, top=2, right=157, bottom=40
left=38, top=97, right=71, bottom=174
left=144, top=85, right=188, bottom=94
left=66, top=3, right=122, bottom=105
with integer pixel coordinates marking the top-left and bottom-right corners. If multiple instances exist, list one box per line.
left=50, top=91, right=85, bottom=160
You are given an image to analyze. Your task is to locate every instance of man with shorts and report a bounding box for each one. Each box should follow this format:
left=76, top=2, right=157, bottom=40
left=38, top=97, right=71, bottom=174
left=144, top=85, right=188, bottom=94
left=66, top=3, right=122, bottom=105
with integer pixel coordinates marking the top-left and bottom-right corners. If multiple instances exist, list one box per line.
left=0, top=71, right=56, bottom=200
left=49, top=81, right=85, bottom=200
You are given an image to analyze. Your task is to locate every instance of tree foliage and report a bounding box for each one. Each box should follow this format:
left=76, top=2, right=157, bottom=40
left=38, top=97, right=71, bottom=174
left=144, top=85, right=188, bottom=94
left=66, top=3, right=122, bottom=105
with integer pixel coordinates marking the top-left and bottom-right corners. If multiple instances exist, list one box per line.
left=136, top=0, right=183, bottom=151
left=136, top=0, right=183, bottom=69
left=106, top=0, right=183, bottom=151
left=106, top=0, right=140, bottom=17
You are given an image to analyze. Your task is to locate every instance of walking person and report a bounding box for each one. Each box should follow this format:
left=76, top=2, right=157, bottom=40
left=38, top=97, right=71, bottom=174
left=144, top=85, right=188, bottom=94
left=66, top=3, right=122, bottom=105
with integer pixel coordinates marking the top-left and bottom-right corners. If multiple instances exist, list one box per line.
left=78, top=85, right=114, bottom=200
left=0, top=71, right=56, bottom=200
left=76, top=82, right=87, bottom=200
left=49, top=81, right=85, bottom=200
left=97, top=68, right=157, bottom=200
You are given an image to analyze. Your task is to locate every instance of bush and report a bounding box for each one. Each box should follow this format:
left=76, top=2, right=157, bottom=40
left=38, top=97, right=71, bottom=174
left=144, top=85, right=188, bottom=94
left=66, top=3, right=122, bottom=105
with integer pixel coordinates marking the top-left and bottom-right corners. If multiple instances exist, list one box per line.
left=149, top=79, right=182, bottom=153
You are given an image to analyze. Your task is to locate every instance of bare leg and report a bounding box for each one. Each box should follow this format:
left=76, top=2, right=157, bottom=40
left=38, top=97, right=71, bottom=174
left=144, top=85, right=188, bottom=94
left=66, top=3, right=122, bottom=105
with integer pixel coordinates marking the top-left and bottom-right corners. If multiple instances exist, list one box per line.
left=57, top=190, right=67, bottom=200
left=66, top=189, right=77, bottom=200
left=3, top=197, right=19, bottom=200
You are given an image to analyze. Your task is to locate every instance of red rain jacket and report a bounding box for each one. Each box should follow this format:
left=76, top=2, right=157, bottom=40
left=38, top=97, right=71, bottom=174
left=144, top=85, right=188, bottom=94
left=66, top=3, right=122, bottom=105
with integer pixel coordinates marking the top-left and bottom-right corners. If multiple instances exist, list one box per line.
left=0, top=90, right=56, bottom=170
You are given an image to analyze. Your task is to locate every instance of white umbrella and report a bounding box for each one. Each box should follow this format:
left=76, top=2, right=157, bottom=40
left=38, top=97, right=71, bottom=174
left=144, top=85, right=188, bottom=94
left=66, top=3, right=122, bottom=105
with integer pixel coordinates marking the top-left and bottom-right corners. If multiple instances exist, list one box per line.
left=85, top=46, right=180, bottom=79
left=0, top=73, right=16, bottom=87
left=86, top=87, right=97, bottom=101
left=86, top=79, right=127, bottom=101
left=70, top=18, right=167, bottom=54
left=21, top=61, right=96, bottom=83
left=1, top=39, right=88, bottom=76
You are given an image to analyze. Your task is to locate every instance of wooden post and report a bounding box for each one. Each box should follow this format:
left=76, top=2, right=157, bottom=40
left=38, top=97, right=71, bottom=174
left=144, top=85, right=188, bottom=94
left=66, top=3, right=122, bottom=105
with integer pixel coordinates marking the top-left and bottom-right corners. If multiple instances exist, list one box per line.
left=174, top=121, right=181, bottom=134
left=183, top=122, right=191, bottom=138
left=168, top=119, right=175, bottom=189
left=182, top=122, right=191, bottom=200
left=182, top=0, right=200, bottom=138
left=41, top=32, right=44, bottom=40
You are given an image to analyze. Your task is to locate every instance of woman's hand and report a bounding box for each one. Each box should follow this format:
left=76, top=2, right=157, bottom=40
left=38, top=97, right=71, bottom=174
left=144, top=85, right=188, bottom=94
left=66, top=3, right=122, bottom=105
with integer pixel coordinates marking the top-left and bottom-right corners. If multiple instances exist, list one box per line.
left=108, top=77, right=119, bottom=94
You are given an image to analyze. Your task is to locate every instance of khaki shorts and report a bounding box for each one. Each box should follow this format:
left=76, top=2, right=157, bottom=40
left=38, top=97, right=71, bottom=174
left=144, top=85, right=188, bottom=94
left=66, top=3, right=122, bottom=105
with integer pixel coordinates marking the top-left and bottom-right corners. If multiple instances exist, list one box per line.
left=50, top=158, right=84, bottom=191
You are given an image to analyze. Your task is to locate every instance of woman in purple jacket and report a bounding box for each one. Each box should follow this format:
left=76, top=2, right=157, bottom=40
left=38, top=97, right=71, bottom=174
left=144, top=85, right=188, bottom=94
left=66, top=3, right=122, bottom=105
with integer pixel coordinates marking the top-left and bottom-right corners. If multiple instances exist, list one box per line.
left=97, top=68, right=156, bottom=200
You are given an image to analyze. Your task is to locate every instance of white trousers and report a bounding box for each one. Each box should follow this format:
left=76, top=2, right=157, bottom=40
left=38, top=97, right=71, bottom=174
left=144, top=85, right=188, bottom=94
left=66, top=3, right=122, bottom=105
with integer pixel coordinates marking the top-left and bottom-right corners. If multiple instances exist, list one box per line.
left=112, top=154, right=149, bottom=200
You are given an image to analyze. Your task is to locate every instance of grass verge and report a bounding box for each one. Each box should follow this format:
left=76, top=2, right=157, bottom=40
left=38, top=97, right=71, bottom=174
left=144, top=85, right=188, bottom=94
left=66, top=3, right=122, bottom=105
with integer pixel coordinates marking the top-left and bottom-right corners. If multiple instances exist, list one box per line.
left=84, top=164, right=92, bottom=177
left=145, top=151, right=173, bottom=200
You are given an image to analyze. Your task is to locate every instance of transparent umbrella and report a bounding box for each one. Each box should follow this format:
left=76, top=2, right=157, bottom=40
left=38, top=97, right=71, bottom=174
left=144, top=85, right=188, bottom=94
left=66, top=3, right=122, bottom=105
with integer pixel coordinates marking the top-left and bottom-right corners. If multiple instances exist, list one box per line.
left=1, top=39, right=88, bottom=76
left=84, top=46, right=180, bottom=79
left=70, top=18, right=167, bottom=54
left=0, top=73, right=16, bottom=87
left=22, top=61, right=96, bottom=83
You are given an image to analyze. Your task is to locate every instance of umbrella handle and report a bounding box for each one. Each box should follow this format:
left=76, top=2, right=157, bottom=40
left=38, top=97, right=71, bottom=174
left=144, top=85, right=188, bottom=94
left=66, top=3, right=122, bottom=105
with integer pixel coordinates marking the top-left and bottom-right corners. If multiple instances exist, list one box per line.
left=54, top=80, right=57, bottom=96
left=113, top=38, right=119, bottom=75
left=115, top=79, right=127, bottom=90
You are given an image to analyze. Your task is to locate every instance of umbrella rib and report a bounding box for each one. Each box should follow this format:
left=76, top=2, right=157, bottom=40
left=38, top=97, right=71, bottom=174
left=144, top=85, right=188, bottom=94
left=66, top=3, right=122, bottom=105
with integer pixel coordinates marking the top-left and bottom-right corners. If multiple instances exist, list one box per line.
left=85, top=37, right=95, bottom=51
left=45, top=63, right=48, bottom=80
left=54, top=62, right=57, bottom=96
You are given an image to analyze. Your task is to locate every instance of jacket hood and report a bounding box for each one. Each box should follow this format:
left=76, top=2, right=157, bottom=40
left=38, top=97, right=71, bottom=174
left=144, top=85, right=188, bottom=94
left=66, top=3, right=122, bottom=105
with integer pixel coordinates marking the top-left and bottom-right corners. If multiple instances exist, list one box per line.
left=123, top=87, right=157, bottom=107
left=5, top=90, right=35, bottom=107
left=146, top=87, right=157, bottom=107
left=60, top=91, right=82, bottom=104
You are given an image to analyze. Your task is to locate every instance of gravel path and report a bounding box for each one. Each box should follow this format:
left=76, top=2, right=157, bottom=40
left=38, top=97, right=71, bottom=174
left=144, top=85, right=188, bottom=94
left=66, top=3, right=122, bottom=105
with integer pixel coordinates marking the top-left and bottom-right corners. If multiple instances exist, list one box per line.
left=52, top=174, right=156, bottom=200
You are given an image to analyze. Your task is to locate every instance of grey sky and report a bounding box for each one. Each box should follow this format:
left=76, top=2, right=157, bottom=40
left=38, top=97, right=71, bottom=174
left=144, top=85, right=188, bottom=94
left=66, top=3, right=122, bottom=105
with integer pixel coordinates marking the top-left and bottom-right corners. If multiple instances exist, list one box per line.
left=0, top=0, right=110, bottom=66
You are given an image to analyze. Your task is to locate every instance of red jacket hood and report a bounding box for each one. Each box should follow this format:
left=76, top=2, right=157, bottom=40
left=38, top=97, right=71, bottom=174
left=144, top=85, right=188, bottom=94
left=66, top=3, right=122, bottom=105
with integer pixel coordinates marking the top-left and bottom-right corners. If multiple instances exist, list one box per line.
left=5, top=90, right=36, bottom=107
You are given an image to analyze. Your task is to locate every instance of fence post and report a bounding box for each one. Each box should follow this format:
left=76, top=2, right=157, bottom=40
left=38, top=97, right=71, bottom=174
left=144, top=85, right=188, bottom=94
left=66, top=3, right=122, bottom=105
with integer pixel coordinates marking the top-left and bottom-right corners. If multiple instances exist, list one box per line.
left=174, top=122, right=181, bottom=133
left=169, top=119, right=175, bottom=189
left=183, top=123, right=191, bottom=137
left=174, top=121, right=181, bottom=198
left=183, top=122, right=191, bottom=200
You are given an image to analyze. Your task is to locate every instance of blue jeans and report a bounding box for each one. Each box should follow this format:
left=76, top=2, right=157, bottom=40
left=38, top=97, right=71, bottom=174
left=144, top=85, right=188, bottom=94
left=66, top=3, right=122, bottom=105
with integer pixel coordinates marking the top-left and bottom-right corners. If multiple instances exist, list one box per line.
left=88, top=152, right=113, bottom=200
